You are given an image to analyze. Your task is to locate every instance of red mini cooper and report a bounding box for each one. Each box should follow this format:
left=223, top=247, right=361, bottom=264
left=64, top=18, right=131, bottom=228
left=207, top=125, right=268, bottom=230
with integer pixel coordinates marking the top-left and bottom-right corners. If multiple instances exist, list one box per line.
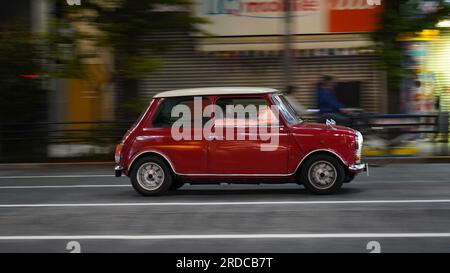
left=114, top=87, right=367, bottom=196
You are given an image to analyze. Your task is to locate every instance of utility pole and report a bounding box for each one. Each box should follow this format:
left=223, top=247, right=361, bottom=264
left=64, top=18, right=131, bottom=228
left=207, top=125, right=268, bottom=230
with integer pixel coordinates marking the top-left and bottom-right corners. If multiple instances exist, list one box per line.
left=283, top=0, right=293, bottom=92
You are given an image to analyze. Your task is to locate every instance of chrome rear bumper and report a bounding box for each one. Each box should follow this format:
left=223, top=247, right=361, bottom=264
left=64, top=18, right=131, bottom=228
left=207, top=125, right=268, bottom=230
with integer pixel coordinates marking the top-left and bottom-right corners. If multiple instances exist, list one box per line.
left=114, top=165, right=124, bottom=177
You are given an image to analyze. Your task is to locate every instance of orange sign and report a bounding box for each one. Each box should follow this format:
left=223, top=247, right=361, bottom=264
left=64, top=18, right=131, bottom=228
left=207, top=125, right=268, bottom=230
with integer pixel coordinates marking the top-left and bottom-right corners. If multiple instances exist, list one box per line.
left=329, top=0, right=383, bottom=33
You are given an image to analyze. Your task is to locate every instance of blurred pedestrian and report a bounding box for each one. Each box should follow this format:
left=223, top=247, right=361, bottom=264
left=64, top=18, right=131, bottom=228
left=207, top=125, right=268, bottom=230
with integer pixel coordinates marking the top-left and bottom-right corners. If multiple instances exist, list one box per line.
left=315, top=75, right=351, bottom=126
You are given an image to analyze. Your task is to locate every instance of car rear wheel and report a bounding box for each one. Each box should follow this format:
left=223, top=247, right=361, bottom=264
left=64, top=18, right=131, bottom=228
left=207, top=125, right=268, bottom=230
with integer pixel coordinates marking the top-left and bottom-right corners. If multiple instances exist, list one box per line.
left=300, top=154, right=345, bottom=195
left=130, top=156, right=172, bottom=196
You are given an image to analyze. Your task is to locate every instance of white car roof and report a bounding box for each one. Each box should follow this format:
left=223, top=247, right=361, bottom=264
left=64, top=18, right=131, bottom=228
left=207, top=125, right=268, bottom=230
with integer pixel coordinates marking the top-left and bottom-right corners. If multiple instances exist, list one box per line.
left=153, top=87, right=279, bottom=98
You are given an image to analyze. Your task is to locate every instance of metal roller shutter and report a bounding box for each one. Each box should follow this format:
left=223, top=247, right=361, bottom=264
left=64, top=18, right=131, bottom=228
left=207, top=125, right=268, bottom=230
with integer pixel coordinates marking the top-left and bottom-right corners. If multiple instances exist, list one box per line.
left=140, top=32, right=385, bottom=113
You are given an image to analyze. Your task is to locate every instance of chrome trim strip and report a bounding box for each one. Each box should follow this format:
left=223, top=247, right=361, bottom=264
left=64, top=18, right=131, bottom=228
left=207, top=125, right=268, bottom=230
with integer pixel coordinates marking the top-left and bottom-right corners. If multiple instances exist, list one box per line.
left=128, top=149, right=348, bottom=177
left=128, top=150, right=179, bottom=174
left=216, top=125, right=285, bottom=129
left=178, top=173, right=291, bottom=177
left=128, top=150, right=291, bottom=176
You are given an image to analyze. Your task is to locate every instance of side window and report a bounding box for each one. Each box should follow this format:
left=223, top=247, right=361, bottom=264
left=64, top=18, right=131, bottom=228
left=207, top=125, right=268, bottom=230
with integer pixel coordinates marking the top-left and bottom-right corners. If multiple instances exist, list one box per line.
left=152, top=97, right=212, bottom=128
left=215, top=97, right=277, bottom=127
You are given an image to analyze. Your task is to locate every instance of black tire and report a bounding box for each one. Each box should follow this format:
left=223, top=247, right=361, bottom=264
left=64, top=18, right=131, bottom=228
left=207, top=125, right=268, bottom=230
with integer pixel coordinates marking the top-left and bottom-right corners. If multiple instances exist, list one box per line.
left=300, top=154, right=345, bottom=195
left=130, top=156, right=173, bottom=196
left=169, top=179, right=184, bottom=190
left=344, top=172, right=356, bottom=183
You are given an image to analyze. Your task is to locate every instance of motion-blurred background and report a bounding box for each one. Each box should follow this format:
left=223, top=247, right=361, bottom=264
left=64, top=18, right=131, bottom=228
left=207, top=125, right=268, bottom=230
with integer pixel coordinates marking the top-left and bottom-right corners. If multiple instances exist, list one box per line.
left=1, top=0, right=450, bottom=162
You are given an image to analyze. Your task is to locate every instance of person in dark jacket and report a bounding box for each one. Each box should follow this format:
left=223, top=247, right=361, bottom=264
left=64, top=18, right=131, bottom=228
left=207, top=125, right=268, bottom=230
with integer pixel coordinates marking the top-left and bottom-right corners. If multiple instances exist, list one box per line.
left=316, top=75, right=351, bottom=126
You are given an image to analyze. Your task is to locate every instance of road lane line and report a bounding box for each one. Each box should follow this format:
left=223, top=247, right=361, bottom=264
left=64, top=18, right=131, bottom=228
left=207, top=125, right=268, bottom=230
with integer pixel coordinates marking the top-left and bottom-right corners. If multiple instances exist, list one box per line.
left=1, top=233, right=450, bottom=240
left=0, top=175, right=113, bottom=179
left=0, top=185, right=130, bottom=189
left=1, top=199, right=450, bottom=208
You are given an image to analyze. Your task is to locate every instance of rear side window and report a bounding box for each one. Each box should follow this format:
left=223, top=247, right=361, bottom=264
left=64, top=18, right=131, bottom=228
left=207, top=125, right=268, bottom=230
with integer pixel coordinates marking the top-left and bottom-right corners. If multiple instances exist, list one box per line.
left=152, top=96, right=212, bottom=128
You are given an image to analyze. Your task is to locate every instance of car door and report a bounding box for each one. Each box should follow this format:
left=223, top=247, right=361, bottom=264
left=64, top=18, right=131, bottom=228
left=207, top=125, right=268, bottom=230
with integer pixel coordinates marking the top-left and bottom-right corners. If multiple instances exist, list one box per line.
left=207, top=95, right=291, bottom=175
left=141, top=96, right=212, bottom=174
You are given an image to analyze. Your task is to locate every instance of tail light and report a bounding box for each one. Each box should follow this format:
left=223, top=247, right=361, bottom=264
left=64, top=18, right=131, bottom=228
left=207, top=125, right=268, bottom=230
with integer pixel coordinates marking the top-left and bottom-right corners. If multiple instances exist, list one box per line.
left=115, top=143, right=124, bottom=163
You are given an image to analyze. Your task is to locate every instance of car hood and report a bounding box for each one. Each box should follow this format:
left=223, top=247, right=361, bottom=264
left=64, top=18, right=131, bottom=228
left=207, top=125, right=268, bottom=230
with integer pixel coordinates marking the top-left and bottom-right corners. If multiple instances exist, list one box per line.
left=290, top=122, right=356, bottom=136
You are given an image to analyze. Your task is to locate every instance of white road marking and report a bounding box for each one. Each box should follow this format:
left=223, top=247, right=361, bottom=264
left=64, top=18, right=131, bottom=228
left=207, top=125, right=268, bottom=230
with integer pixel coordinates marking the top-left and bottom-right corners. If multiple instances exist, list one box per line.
left=0, top=233, right=450, bottom=240
left=0, top=175, right=113, bottom=179
left=0, top=199, right=450, bottom=208
left=0, top=185, right=130, bottom=189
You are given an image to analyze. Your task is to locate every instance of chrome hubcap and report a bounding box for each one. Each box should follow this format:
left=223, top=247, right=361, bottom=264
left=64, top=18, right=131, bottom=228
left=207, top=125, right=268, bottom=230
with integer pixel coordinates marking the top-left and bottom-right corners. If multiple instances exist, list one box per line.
left=308, top=161, right=337, bottom=190
left=136, top=162, right=165, bottom=191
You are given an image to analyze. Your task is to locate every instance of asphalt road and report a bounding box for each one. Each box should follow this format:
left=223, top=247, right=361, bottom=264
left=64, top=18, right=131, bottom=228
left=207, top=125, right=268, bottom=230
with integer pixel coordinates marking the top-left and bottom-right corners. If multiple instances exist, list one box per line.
left=0, top=163, right=449, bottom=253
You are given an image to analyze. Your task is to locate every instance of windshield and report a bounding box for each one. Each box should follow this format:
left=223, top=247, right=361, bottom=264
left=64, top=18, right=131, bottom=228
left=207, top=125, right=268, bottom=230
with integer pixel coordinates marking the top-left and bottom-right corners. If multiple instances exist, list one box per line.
left=130, top=100, right=154, bottom=129
left=272, top=94, right=303, bottom=125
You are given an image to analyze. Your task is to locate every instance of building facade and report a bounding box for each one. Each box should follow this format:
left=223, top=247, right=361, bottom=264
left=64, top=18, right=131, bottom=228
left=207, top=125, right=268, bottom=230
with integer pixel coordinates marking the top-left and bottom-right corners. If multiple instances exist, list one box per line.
left=139, top=0, right=387, bottom=113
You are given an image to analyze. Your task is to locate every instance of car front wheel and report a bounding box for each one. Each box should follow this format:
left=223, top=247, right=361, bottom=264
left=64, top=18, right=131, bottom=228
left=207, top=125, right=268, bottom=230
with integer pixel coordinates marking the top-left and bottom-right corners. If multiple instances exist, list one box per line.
left=130, top=156, right=173, bottom=196
left=300, top=154, right=345, bottom=195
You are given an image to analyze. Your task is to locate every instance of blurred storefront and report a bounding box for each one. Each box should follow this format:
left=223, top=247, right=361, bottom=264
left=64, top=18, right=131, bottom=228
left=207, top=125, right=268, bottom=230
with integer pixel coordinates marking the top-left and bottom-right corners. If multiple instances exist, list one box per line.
left=28, top=0, right=115, bottom=125
left=399, top=29, right=440, bottom=114
left=399, top=28, right=450, bottom=145
left=397, top=0, right=450, bottom=124
left=139, top=0, right=387, bottom=113
left=398, top=13, right=450, bottom=117
left=30, top=0, right=115, bottom=157
left=422, top=30, right=450, bottom=114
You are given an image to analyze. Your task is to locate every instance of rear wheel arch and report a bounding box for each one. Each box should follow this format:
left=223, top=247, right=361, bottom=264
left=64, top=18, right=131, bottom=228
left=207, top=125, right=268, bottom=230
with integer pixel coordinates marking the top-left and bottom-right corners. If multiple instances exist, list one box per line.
left=128, top=152, right=176, bottom=177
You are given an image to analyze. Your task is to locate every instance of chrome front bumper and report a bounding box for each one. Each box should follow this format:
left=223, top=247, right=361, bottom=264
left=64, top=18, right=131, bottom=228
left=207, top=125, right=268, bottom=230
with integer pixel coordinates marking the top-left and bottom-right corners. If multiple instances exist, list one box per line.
left=349, top=163, right=369, bottom=176
left=114, top=165, right=124, bottom=177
